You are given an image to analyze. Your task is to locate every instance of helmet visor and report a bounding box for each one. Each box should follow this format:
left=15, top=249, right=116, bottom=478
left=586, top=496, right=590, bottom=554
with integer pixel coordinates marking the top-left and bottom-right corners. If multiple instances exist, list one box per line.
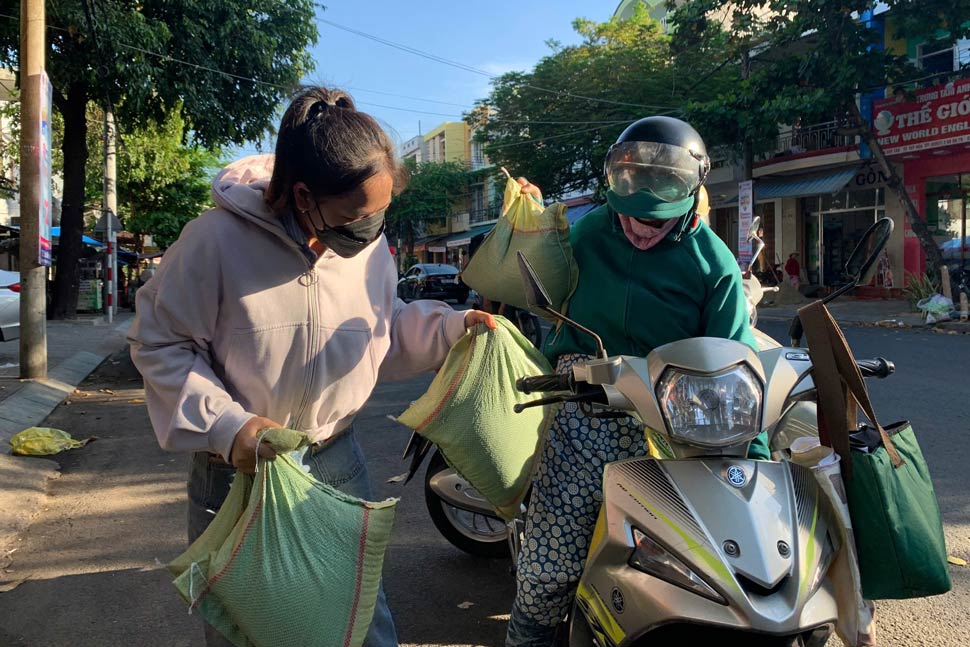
left=605, top=142, right=710, bottom=202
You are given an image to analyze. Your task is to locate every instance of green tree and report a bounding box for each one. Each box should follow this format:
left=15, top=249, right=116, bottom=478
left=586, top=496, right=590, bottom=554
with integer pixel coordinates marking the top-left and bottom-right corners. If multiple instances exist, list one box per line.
left=85, top=104, right=222, bottom=250
left=469, top=3, right=728, bottom=199
left=386, top=159, right=476, bottom=261
left=669, top=0, right=970, bottom=274
left=0, top=1, right=317, bottom=317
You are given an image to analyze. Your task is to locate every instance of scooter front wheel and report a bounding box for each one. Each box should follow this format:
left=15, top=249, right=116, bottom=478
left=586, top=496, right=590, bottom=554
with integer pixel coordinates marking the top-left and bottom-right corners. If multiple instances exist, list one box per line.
left=424, top=452, right=510, bottom=558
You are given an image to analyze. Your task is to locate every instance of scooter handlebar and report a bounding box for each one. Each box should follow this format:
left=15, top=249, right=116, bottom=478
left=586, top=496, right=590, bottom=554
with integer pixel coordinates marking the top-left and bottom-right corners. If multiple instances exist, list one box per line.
left=856, top=357, right=895, bottom=379
left=516, top=374, right=574, bottom=394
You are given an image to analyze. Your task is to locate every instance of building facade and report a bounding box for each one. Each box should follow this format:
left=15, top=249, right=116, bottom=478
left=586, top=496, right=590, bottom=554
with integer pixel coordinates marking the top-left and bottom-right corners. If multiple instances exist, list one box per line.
left=706, top=10, right=970, bottom=295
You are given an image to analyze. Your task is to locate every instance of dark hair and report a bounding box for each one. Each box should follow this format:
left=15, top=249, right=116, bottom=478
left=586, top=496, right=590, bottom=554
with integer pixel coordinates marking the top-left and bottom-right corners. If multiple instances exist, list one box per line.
left=265, top=86, right=407, bottom=213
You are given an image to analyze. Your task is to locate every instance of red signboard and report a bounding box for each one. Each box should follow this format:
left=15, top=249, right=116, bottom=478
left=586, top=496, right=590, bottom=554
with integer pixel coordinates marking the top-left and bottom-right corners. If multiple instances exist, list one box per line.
left=872, top=79, right=970, bottom=156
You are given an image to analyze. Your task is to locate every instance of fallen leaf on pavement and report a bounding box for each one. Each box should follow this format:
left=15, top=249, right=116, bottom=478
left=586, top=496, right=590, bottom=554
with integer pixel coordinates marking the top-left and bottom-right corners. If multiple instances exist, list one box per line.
left=0, top=577, right=28, bottom=593
left=99, top=389, right=116, bottom=395
left=457, top=601, right=475, bottom=610
left=129, top=398, right=145, bottom=404
left=386, top=472, right=410, bottom=484
left=948, top=555, right=967, bottom=567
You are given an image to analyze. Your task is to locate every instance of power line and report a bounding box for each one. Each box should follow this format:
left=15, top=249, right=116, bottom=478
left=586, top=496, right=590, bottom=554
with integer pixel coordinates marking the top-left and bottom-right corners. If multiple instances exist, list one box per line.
left=313, top=17, right=681, bottom=112
left=485, top=122, right=632, bottom=151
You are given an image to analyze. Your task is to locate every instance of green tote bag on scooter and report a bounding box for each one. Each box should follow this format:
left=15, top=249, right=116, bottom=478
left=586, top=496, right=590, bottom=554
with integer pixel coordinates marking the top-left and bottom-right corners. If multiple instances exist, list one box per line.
left=800, top=302, right=951, bottom=600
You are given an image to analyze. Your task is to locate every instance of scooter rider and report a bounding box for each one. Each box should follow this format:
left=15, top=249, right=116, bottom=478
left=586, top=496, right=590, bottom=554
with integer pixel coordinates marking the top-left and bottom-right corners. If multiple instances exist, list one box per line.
left=506, top=116, right=770, bottom=646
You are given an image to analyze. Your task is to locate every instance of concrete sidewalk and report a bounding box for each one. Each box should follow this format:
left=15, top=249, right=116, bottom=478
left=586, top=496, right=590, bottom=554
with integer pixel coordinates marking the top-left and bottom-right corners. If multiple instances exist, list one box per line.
left=0, top=312, right=134, bottom=556
left=758, top=297, right=924, bottom=326
left=758, top=296, right=970, bottom=333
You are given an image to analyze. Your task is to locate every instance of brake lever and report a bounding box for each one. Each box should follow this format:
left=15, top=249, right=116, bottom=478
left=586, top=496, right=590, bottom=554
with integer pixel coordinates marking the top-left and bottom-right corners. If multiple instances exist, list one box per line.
left=514, top=395, right=567, bottom=413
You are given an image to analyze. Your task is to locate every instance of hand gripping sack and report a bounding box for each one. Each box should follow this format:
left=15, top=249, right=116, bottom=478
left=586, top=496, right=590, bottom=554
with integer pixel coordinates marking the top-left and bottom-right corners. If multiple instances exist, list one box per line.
left=168, top=428, right=397, bottom=647
left=461, top=177, right=578, bottom=313
left=397, top=317, right=558, bottom=520
left=800, top=301, right=951, bottom=600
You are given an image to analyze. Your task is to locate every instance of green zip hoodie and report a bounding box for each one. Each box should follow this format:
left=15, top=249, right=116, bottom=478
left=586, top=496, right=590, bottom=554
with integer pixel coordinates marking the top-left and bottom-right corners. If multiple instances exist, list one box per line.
left=545, top=205, right=768, bottom=459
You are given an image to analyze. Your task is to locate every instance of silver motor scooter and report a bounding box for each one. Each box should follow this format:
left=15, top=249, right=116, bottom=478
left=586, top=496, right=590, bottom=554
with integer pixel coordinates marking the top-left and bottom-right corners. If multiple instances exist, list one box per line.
left=510, top=218, right=894, bottom=645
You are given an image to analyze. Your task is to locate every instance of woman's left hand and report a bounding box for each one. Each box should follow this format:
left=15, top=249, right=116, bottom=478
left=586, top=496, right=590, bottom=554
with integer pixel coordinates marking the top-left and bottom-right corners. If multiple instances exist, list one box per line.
left=464, top=309, right=497, bottom=330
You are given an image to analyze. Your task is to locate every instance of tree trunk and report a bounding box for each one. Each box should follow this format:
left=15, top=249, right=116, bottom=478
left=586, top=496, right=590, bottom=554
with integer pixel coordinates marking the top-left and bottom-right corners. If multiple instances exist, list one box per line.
left=49, top=82, right=88, bottom=319
left=848, top=101, right=945, bottom=277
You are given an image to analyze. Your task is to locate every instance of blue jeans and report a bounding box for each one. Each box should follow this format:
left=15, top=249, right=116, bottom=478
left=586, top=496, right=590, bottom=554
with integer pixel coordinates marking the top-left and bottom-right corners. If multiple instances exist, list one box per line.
left=187, top=430, right=399, bottom=647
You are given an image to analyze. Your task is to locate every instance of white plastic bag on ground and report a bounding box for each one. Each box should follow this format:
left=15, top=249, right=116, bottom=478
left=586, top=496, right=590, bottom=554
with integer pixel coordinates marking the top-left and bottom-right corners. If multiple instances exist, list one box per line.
left=916, top=294, right=953, bottom=323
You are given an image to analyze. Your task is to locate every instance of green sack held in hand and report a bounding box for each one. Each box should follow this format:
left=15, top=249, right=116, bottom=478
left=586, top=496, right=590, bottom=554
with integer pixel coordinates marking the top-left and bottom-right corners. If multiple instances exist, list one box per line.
left=461, top=177, right=578, bottom=314
left=169, top=428, right=397, bottom=647
left=397, top=317, right=558, bottom=521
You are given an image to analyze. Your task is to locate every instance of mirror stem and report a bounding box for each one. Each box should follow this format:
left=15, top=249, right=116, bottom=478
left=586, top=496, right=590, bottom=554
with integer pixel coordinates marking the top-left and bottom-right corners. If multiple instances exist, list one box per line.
left=541, top=306, right=607, bottom=359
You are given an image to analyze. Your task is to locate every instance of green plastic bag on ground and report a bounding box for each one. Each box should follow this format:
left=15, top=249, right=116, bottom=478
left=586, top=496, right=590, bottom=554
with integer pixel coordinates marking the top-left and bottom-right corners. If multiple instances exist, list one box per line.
left=397, top=317, right=558, bottom=520
left=461, top=177, right=578, bottom=314
left=9, top=427, right=94, bottom=456
left=169, top=428, right=397, bottom=647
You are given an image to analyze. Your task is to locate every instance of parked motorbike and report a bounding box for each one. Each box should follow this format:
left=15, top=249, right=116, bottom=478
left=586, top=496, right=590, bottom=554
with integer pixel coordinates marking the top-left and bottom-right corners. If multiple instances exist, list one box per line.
left=410, top=220, right=895, bottom=645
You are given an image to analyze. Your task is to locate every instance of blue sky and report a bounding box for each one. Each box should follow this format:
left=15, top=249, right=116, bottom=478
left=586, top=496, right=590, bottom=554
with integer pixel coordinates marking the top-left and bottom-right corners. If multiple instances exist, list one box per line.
left=240, top=1, right=619, bottom=153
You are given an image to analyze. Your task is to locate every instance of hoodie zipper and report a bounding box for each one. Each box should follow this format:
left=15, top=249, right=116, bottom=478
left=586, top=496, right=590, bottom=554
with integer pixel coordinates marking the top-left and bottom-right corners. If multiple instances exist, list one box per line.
left=291, top=260, right=319, bottom=430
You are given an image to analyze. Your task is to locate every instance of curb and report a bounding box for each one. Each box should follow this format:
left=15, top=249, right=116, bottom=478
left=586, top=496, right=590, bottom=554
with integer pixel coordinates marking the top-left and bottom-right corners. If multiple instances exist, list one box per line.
left=0, top=319, right=132, bottom=453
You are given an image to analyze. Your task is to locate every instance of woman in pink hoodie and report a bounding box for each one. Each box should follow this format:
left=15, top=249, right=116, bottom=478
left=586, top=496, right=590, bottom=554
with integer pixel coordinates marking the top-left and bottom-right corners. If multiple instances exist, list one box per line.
left=128, top=87, right=494, bottom=647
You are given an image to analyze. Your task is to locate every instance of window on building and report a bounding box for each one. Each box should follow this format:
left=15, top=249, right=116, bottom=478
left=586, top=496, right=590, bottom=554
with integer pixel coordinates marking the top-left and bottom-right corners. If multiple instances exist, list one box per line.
left=918, top=38, right=957, bottom=75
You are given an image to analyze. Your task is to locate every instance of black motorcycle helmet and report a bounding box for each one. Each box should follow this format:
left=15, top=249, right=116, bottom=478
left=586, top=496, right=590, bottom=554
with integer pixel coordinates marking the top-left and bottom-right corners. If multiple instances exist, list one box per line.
left=604, top=116, right=711, bottom=238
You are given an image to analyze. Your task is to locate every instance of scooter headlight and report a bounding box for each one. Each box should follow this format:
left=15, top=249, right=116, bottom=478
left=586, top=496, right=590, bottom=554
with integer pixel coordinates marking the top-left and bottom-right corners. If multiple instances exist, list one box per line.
left=630, top=528, right=725, bottom=603
left=656, top=364, right=762, bottom=448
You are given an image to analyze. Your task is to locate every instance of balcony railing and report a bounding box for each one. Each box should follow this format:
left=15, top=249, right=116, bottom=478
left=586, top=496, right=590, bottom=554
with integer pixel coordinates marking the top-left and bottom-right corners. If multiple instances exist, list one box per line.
left=469, top=204, right=501, bottom=225
left=761, top=119, right=858, bottom=162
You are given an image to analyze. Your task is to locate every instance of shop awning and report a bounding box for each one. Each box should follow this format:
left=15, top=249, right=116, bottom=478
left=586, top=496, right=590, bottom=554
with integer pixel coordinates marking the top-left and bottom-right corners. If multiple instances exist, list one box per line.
left=758, top=167, right=860, bottom=200
left=442, top=224, right=494, bottom=248
left=4, top=224, right=104, bottom=246
left=727, top=166, right=860, bottom=202
left=567, top=202, right=599, bottom=225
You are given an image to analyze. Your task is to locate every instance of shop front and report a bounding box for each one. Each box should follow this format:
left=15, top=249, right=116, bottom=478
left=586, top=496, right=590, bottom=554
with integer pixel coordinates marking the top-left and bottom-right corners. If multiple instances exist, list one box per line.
left=800, top=184, right=887, bottom=288
left=873, top=79, right=970, bottom=279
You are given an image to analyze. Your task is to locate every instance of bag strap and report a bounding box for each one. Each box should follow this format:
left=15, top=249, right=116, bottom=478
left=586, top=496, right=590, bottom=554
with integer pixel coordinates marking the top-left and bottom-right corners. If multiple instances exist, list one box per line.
left=799, top=301, right=854, bottom=477
left=798, top=301, right=904, bottom=478
left=819, top=303, right=904, bottom=470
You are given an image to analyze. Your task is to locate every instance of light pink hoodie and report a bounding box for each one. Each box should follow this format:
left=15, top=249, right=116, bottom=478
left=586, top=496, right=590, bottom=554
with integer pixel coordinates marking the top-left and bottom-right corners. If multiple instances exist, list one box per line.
left=128, top=155, right=467, bottom=460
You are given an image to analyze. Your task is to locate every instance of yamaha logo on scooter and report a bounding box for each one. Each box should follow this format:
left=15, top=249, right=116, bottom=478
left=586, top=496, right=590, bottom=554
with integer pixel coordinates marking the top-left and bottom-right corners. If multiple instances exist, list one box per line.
left=726, top=465, right=747, bottom=488
left=611, top=588, right=625, bottom=614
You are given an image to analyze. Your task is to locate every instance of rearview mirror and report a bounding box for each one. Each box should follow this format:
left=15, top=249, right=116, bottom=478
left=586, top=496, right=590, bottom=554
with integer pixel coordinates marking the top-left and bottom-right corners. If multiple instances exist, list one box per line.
left=747, top=237, right=766, bottom=272
left=746, top=216, right=762, bottom=241
left=517, top=252, right=552, bottom=310
left=844, top=218, right=894, bottom=284
left=516, top=251, right=607, bottom=359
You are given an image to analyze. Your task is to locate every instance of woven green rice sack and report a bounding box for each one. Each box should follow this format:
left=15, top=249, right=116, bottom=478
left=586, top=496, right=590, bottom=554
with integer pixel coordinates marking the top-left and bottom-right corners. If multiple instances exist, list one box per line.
left=169, top=428, right=396, bottom=647
left=397, top=318, right=558, bottom=520
left=461, top=177, right=578, bottom=314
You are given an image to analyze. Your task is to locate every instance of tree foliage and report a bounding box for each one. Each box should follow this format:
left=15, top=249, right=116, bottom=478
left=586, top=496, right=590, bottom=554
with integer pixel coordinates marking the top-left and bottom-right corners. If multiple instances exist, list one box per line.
left=0, top=0, right=317, bottom=317
left=469, top=3, right=730, bottom=199
left=85, top=105, right=222, bottom=250
left=386, top=159, right=478, bottom=259
left=669, top=0, right=970, bottom=273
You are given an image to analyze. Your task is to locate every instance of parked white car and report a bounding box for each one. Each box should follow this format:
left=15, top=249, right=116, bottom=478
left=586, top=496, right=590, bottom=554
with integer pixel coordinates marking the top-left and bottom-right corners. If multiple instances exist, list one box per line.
left=0, top=269, right=20, bottom=341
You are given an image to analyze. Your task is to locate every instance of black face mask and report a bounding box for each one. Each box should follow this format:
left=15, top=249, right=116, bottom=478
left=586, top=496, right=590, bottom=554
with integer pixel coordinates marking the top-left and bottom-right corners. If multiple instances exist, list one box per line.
left=311, top=205, right=386, bottom=259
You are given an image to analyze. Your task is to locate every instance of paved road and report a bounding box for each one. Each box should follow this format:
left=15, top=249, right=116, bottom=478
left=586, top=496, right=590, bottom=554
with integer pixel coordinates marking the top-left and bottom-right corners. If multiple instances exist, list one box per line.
left=0, top=322, right=966, bottom=646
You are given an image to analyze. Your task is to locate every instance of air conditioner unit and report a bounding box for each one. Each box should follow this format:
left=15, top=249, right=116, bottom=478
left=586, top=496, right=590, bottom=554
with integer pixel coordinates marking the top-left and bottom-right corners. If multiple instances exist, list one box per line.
left=450, top=212, right=470, bottom=233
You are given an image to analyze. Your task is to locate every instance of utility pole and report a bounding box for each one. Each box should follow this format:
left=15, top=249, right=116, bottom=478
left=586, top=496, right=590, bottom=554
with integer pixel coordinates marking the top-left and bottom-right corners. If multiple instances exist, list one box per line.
left=102, top=110, right=117, bottom=323
left=740, top=47, right=753, bottom=181
left=18, top=0, right=47, bottom=379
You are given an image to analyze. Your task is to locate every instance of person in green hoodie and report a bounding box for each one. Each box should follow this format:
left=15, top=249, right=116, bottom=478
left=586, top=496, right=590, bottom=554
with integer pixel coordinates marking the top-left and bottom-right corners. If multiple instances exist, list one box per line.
left=506, top=116, right=769, bottom=647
